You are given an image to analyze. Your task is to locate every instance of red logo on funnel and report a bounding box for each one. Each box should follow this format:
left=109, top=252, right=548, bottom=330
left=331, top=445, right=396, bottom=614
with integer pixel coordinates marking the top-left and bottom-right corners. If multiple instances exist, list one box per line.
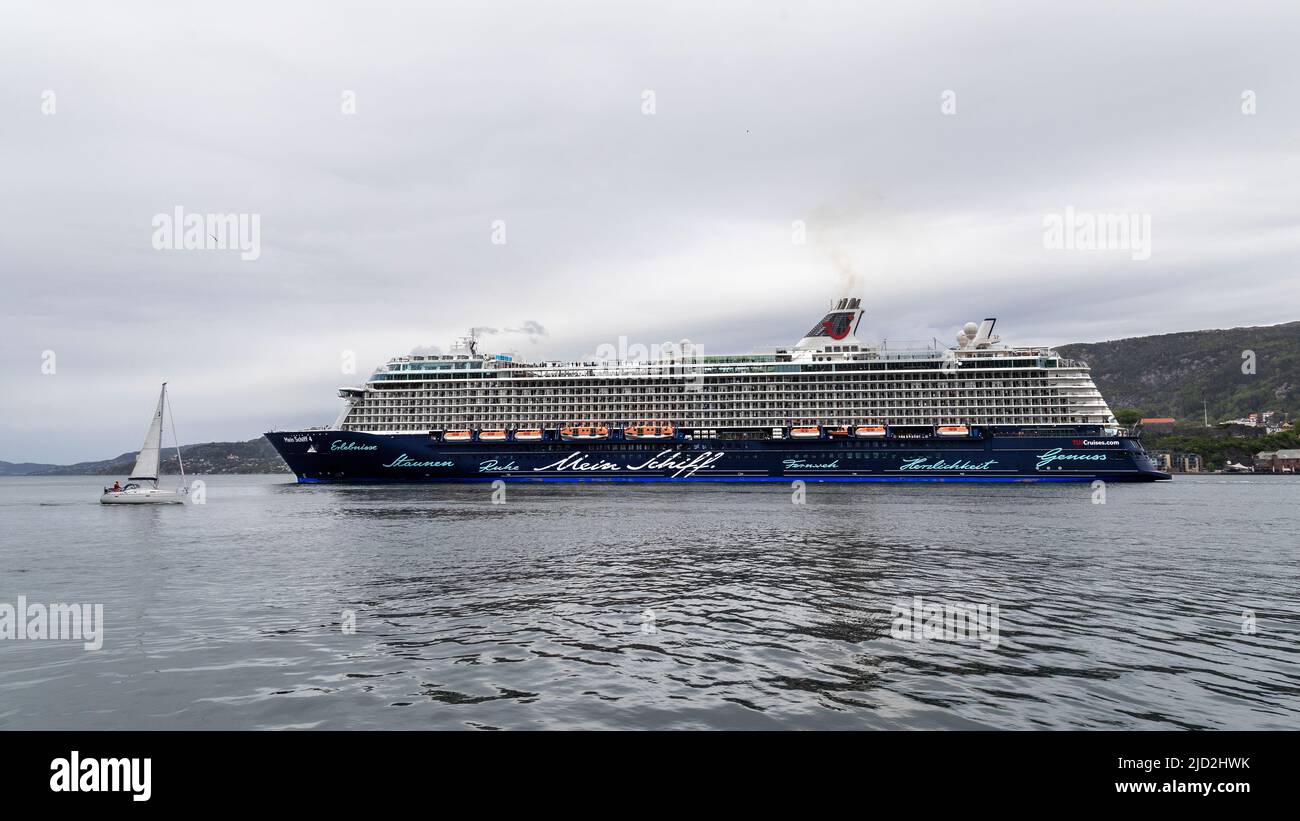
left=822, top=315, right=852, bottom=340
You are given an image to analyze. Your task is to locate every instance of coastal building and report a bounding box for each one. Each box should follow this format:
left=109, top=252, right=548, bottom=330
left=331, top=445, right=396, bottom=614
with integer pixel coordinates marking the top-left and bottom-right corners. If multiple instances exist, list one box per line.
left=1253, top=450, right=1299, bottom=473
left=1152, top=451, right=1174, bottom=472
left=1219, top=410, right=1291, bottom=434
left=1174, top=454, right=1202, bottom=473
left=1273, top=449, right=1300, bottom=472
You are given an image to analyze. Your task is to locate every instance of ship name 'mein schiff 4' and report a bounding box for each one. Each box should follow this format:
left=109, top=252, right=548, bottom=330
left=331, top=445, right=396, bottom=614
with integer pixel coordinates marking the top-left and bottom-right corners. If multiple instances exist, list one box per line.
left=266, top=298, right=1171, bottom=483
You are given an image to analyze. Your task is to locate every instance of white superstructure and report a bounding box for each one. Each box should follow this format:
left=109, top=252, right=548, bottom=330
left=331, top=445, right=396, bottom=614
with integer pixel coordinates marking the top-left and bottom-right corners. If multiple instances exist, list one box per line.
left=334, top=298, right=1115, bottom=434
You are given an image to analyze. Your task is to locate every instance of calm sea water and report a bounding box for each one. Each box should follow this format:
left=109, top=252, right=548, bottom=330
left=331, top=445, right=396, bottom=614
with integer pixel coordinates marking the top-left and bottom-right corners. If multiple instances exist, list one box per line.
left=1, top=474, right=1297, bottom=730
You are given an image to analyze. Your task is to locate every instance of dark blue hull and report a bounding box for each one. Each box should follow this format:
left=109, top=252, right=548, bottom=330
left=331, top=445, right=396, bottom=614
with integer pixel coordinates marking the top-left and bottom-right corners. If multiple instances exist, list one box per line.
left=265, top=427, right=1171, bottom=483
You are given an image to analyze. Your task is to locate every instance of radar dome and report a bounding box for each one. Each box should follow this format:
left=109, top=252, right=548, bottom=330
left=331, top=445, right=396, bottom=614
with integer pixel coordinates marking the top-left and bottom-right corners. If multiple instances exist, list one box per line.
left=963, top=322, right=979, bottom=336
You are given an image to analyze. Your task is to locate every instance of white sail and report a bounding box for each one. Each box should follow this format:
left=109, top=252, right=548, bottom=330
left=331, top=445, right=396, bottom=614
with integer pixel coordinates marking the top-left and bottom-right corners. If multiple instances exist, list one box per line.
left=128, top=384, right=166, bottom=484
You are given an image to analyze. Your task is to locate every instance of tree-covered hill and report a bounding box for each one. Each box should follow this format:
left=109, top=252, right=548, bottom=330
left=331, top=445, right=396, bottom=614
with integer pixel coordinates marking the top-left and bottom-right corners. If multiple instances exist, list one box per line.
left=1057, top=321, right=1300, bottom=423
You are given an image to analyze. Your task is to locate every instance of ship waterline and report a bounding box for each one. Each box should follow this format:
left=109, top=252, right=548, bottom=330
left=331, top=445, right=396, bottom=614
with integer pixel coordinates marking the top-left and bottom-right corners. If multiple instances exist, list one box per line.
left=266, top=298, right=1170, bottom=482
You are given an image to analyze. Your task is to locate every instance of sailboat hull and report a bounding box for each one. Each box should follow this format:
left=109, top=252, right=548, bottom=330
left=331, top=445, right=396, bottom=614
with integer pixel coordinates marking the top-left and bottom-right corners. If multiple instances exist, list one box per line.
left=100, top=490, right=185, bottom=505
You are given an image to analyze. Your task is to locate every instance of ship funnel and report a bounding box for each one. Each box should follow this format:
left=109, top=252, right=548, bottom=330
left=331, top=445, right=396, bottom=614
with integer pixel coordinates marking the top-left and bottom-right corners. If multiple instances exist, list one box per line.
left=794, top=296, right=865, bottom=350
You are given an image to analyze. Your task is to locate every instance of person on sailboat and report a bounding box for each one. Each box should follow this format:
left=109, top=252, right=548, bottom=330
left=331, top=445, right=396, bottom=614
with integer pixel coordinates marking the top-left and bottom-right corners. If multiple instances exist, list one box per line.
left=112, top=481, right=121, bottom=492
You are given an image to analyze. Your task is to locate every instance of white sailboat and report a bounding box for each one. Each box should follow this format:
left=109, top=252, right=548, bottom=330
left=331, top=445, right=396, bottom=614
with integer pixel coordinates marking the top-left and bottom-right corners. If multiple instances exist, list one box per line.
left=101, top=383, right=188, bottom=505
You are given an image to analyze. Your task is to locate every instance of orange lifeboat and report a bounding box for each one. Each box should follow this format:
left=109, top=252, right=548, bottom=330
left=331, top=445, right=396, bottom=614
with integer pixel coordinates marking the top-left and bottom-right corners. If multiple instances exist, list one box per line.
left=827, top=426, right=850, bottom=437
left=443, top=430, right=472, bottom=443
left=561, top=425, right=610, bottom=441
left=937, top=425, right=970, bottom=437
left=479, top=430, right=508, bottom=442
left=514, top=429, right=543, bottom=441
left=854, top=425, right=887, bottom=438
left=624, top=425, right=675, bottom=440
left=789, top=426, right=822, bottom=439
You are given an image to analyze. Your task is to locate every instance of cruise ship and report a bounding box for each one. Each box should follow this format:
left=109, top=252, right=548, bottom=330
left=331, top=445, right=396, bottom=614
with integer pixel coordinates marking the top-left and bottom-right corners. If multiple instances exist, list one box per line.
left=266, top=298, right=1170, bottom=483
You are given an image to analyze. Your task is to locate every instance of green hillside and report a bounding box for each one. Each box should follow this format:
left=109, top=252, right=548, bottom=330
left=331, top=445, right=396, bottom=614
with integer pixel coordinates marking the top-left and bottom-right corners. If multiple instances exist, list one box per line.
left=1056, top=321, right=1300, bottom=423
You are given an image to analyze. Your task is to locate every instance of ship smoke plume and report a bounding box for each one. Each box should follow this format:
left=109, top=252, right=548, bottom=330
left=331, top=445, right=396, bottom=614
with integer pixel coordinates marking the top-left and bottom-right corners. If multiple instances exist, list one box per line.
left=470, top=321, right=549, bottom=343
left=830, top=249, right=860, bottom=297
left=507, top=320, right=549, bottom=341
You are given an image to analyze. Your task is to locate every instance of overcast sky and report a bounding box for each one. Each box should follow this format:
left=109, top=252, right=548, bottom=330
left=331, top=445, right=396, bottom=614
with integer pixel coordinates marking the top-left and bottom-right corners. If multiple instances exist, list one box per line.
left=2, top=0, right=1298, bottom=463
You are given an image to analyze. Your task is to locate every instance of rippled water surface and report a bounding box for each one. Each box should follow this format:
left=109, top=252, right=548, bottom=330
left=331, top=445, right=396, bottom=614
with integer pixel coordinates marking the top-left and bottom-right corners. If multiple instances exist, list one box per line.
left=1, top=475, right=1297, bottom=729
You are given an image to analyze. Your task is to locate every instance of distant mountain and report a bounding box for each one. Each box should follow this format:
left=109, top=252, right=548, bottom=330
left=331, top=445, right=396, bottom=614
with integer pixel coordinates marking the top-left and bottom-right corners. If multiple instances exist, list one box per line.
left=1057, top=321, right=1300, bottom=422
left=0, top=460, right=62, bottom=476
left=2, top=438, right=290, bottom=476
